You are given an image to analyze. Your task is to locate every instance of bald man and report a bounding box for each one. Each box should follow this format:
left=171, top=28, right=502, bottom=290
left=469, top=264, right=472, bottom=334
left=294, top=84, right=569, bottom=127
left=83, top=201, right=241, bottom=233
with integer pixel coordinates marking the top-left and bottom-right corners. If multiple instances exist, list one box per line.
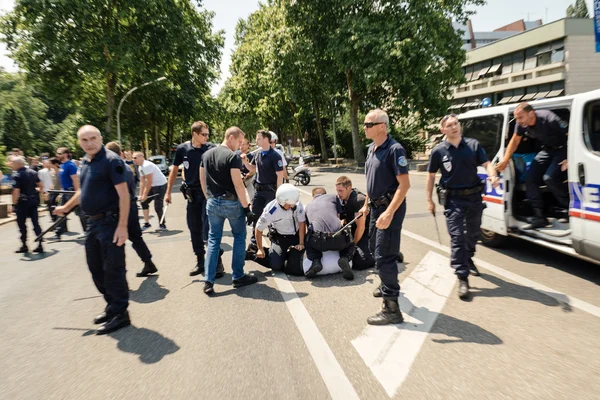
left=54, top=125, right=131, bottom=335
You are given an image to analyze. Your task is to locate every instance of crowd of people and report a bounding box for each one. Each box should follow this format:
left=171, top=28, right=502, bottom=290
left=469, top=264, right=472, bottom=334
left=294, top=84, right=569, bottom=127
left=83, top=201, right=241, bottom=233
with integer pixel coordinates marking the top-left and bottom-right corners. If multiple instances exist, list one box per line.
left=8, top=102, right=568, bottom=335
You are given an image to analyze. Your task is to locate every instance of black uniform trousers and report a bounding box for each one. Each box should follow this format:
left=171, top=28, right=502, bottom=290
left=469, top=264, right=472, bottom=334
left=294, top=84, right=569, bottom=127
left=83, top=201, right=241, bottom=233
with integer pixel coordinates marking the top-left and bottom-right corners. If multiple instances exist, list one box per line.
left=269, top=233, right=300, bottom=272
left=128, top=202, right=152, bottom=262
left=444, top=193, right=484, bottom=280
left=16, top=199, right=41, bottom=245
left=85, top=215, right=128, bottom=316
left=250, top=188, right=276, bottom=245
left=526, top=146, right=569, bottom=210
left=47, top=192, right=59, bottom=224
left=306, top=230, right=355, bottom=261
left=369, top=201, right=406, bottom=299
left=352, top=235, right=375, bottom=270
left=186, top=188, right=206, bottom=259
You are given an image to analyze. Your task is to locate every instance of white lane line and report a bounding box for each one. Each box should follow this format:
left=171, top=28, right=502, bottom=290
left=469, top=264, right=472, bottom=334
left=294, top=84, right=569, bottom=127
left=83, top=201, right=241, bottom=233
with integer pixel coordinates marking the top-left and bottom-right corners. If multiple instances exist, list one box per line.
left=297, top=187, right=312, bottom=197
left=352, top=251, right=456, bottom=398
left=272, top=272, right=360, bottom=400
left=402, top=229, right=600, bottom=319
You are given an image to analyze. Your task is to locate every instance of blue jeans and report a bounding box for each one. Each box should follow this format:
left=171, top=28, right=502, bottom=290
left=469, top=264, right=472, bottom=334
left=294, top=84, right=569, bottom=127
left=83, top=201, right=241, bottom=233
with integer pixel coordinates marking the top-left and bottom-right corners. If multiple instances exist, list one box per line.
left=205, top=198, right=247, bottom=283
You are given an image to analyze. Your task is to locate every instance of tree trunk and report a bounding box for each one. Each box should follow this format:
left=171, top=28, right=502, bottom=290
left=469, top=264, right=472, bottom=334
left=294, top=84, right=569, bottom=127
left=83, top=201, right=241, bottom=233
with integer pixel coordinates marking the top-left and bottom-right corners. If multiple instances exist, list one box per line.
left=154, top=122, right=160, bottom=155
left=289, top=102, right=305, bottom=151
left=312, top=99, right=329, bottom=162
left=105, top=71, right=117, bottom=135
left=346, top=69, right=365, bottom=164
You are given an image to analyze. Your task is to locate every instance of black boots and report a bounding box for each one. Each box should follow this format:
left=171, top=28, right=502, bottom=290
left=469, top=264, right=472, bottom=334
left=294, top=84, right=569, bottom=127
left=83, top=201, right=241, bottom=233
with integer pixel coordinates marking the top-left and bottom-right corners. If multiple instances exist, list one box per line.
left=367, top=299, right=404, bottom=325
left=136, top=260, right=158, bottom=277
left=338, top=256, right=354, bottom=280
left=96, top=311, right=131, bottom=335
left=373, top=283, right=382, bottom=298
left=15, top=245, right=28, bottom=253
left=523, top=209, right=549, bottom=230
left=190, top=259, right=205, bottom=276
left=458, top=279, right=470, bottom=299
left=305, top=258, right=323, bottom=278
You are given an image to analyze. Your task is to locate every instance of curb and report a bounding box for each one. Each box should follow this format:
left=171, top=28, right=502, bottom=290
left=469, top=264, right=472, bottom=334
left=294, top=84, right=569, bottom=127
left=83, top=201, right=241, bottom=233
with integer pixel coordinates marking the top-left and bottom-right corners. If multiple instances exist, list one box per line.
left=0, top=207, right=48, bottom=227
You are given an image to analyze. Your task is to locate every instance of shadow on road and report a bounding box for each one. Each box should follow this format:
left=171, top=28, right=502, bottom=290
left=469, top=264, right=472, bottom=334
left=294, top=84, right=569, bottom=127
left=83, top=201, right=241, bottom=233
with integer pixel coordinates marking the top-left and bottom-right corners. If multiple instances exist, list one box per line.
left=19, top=248, right=60, bottom=261
left=209, top=270, right=309, bottom=301
left=398, top=297, right=503, bottom=345
left=472, top=273, right=572, bottom=312
left=130, top=276, right=169, bottom=304
left=109, top=326, right=180, bottom=364
left=147, top=229, right=184, bottom=237
left=303, top=262, right=407, bottom=288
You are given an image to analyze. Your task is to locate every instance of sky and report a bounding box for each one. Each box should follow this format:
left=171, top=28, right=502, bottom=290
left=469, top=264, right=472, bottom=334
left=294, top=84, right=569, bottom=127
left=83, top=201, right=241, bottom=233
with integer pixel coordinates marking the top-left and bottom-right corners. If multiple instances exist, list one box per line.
left=0, top=0, right=596, bottom=95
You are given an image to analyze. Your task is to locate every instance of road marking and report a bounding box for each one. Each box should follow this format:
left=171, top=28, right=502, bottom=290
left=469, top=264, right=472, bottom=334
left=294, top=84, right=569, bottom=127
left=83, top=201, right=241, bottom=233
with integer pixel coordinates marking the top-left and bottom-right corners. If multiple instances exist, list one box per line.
left=272, top=272, right=360, bottom=400
left=352, top=251, right=455, bottom=398
left=402, top=229, right=600, bottom=319
left=297, top=187, right=312, bottom=197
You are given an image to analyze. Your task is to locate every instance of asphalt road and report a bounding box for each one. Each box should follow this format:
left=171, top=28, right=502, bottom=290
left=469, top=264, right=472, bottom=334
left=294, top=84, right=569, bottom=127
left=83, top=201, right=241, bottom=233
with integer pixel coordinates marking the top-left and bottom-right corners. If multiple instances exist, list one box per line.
left=1, top=167, right=600, bottom=400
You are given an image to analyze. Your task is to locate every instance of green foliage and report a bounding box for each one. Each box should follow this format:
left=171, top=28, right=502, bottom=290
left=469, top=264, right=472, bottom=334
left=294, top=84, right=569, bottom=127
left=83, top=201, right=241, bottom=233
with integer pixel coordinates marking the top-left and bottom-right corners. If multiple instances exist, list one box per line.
left=1, top=103, right=32, bottom=154
left=0, top=145, right=8, bottom=174
left=567, top=0, right=590, bottom=18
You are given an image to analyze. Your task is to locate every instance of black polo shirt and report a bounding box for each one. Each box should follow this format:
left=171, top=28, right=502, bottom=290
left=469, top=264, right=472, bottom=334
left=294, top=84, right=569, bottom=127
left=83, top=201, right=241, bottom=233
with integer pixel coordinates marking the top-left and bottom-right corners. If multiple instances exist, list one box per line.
left=337, top=190, right=369, bottom=236
left=172, top=141, right=215, bottom=187
left=80, top=146, right=127, bottom=215
left=251, top=148, right=283, bottom=185
left=365, top=135, right=409, bottom=199
left=12, top=167, right=39, bottom=197
left=201, top=145, right=243, bottom=198
left=305, top=193, right=343, bottom=233
left=515, top=109, right=568, bottom=148
left=428, top=137, right=487, bottom=189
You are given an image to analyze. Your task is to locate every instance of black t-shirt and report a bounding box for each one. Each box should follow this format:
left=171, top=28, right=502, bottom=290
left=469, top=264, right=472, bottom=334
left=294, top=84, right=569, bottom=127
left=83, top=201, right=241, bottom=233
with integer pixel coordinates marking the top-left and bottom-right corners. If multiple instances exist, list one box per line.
left=428, top=138, right=487, bottom=189
left=251, top=148, right=283, bottom=185
left=172, top=141, right=215, bottom=187
left=338, top=190, right=369, bottom=236
left=12, top=167, right=39, bottom=197
left=305, top=193, right=343, bottom=233
left=80, top=146, right=127, bottom=215
left=515, top=110, right=568, bottom=148
left=201, top=145, right=243, bottom=198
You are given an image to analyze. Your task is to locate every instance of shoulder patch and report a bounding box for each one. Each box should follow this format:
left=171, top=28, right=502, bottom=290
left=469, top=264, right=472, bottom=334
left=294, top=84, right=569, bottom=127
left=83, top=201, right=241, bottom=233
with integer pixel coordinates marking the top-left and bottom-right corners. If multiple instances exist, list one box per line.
left=397, top=156, right=408, bottom=167
left=269, top=206, right=277, bottom=215
left=116, top=165, right=124, bottom=174
left=277, top=160, right=283, bottom=168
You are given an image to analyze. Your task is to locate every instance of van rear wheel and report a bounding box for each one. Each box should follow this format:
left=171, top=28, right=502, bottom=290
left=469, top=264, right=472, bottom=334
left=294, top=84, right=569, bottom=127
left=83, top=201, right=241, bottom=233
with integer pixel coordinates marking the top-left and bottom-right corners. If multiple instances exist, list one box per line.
left=480, top=228, right=507, bottom=248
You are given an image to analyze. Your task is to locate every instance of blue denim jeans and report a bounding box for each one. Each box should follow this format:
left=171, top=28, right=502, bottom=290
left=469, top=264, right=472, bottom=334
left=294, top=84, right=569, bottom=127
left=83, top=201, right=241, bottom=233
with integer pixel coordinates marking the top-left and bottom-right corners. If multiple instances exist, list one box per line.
left=205, top=198, right=247, bottom=283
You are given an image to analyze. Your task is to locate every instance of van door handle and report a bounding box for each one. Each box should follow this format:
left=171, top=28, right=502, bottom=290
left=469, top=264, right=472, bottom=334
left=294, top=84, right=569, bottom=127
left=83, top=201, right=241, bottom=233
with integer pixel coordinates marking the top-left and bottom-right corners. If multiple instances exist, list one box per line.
left=578, top=163, right=586, bottom=186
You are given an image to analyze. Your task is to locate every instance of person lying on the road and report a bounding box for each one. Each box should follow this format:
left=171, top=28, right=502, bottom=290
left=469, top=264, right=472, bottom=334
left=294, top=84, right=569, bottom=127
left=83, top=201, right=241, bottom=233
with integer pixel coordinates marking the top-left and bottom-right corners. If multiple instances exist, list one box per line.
left=304, top=187, right=355, bottom=280
left=254, top=183, right=306, bottom=276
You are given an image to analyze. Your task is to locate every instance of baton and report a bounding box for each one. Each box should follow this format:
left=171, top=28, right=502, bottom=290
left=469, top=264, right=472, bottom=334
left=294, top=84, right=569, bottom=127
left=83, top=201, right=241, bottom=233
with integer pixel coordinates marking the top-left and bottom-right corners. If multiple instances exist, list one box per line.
left=136, top=193, right=160, bottom=202
left=48, top=189, right=77, bottom=194
left=35, top=206, right=78, bottom=242
left=432, top=211, right=442, bottom=244
left=159, top=202, right=169, bottom=226
left=332, top=212, right=363, bottom=238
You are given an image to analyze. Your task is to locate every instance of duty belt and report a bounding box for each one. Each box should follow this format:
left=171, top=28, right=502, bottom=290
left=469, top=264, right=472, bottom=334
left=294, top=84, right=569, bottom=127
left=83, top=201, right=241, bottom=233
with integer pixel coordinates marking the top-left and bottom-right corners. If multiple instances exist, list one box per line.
left=309, top=230, right=344, bottom=239
left=369, top=192, right=394, bottom=208
left=446, top=185, right=483, bottom=196
left=254, top=182, right=276, bottom=192
left=87, top=210, right=118, bottom=221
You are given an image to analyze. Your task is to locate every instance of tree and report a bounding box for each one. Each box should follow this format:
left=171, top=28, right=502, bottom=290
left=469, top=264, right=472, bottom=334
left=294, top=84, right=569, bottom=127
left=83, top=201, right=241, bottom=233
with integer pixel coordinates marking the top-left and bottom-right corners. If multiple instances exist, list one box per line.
left=1, top=104, right=32, bottom=154
left=567, top=0, right=590, bottom=18
left=1, top=0, right=224, bottom=136
left=287, top=0, right=483, bottom=163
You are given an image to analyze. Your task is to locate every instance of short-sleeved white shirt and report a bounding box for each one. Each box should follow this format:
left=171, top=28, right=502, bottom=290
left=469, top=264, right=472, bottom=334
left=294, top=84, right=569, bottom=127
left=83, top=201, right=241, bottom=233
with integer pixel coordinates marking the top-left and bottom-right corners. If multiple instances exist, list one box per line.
left=140, top=160, right=167, bottom=187
left=256, top=199, right=305, bottom=235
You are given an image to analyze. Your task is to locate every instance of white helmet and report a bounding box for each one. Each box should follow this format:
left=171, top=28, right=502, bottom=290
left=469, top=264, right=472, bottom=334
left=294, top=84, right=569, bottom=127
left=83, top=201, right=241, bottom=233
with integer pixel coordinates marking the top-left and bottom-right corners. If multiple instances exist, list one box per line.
left=269, top=131, right=278, bottom=142
left=276, top=183, right=299, bottom=207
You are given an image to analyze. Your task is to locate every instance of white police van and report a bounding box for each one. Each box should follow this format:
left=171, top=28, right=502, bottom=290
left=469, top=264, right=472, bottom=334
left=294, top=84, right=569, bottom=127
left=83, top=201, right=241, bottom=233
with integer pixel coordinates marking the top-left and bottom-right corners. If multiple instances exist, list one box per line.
left=456, top=89, right=600, bottom=265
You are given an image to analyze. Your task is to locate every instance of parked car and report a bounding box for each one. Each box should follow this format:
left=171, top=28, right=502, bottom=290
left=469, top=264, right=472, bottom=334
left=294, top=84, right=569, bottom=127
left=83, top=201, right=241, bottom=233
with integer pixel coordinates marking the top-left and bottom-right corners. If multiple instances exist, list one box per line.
left=149, top=155, right=168, bottom=175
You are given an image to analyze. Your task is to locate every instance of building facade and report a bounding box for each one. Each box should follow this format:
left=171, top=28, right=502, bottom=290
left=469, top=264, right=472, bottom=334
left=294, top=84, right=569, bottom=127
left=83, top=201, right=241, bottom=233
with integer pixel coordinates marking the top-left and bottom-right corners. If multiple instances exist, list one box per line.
left=450, top=18, right=600, bottom=111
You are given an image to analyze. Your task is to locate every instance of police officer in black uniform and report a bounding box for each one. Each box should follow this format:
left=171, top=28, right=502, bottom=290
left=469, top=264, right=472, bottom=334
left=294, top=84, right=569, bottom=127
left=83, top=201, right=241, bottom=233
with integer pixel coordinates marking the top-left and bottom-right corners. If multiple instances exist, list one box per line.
left=335, top=176, right=374, bottom=270
left=11, top=156, right=44, bottom=253
left=54, top=125, right=131, bottom=335
left=426, top=114, right=499, bottom=299
left=497, top=102, right=569, bottom=229
left=360, top=109, right=410, bottom=325
left=165, top=120, right=224, bottom=277
left=106, top=142, right=157, bottom=278
left=241, top=130, right=284, bottom=252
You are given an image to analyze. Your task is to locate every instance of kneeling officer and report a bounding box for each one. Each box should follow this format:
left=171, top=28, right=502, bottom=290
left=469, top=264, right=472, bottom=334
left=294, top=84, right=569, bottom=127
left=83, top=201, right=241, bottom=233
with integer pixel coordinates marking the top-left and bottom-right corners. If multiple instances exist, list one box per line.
left=255, top=184, right=306, bottom=275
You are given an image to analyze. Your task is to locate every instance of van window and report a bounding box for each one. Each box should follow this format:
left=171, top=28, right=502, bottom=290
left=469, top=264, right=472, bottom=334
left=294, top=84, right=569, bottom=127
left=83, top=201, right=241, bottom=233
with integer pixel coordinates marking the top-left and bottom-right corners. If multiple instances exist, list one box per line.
left=583, top=101, right=600, bottom=156
left=460, top=114, right=503, bottom=160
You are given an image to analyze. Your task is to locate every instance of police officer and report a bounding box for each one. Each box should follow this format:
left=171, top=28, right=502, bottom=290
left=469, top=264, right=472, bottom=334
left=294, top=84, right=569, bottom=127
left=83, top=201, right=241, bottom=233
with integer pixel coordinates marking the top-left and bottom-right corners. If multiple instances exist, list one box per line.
left=497, top=102, right=569, bottom=229
left=106, top=142, right=157, bottom=278
left=11, top=156, right=44, bottom=253
left=254, top=183, right=306, bottom=275
left=54, top=125, right=131, bottom=335
left=426, top=114, right=499, bottom=299
left=269, top=132, right=289, bottom=182
left=241, top=130, right=284, bottom=252
left=165, top=121, right=223, bottom=277
left=359, top=109, right=410, bottom=325
left=305, top=187, right=355, bottom=280
left=335, top=176, right=374, bottom=271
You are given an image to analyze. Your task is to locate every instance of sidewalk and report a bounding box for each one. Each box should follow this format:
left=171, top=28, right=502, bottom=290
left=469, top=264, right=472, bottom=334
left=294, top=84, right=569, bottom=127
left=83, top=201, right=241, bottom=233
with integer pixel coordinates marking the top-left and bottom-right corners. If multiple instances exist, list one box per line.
left=0, top=192, right=48, bottom=226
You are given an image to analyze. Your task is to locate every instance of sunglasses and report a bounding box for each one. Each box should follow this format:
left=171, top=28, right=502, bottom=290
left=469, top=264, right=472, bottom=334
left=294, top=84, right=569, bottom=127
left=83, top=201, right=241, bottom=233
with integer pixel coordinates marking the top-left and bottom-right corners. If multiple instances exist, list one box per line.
left=363, top=122, right=385, bottom=129
left=200, top=132, right=209, bottom=137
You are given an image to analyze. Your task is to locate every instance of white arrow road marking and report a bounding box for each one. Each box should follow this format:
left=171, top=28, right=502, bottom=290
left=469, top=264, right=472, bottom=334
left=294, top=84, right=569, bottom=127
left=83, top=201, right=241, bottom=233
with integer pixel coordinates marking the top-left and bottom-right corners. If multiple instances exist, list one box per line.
left=352, top=251, right=456, bottom=398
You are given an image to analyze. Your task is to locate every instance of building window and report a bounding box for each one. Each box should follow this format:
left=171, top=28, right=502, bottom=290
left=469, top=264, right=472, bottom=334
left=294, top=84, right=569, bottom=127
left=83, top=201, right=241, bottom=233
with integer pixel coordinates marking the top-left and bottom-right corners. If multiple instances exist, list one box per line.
left=524, top=47, right=537, bottom=70
left=551, top=48, right=564, bottom=63
left=502, top=54, right=513, bottom=75
left=583, top=101, right=600, bottom=154
left=512, top=51, right=524, bottom=73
